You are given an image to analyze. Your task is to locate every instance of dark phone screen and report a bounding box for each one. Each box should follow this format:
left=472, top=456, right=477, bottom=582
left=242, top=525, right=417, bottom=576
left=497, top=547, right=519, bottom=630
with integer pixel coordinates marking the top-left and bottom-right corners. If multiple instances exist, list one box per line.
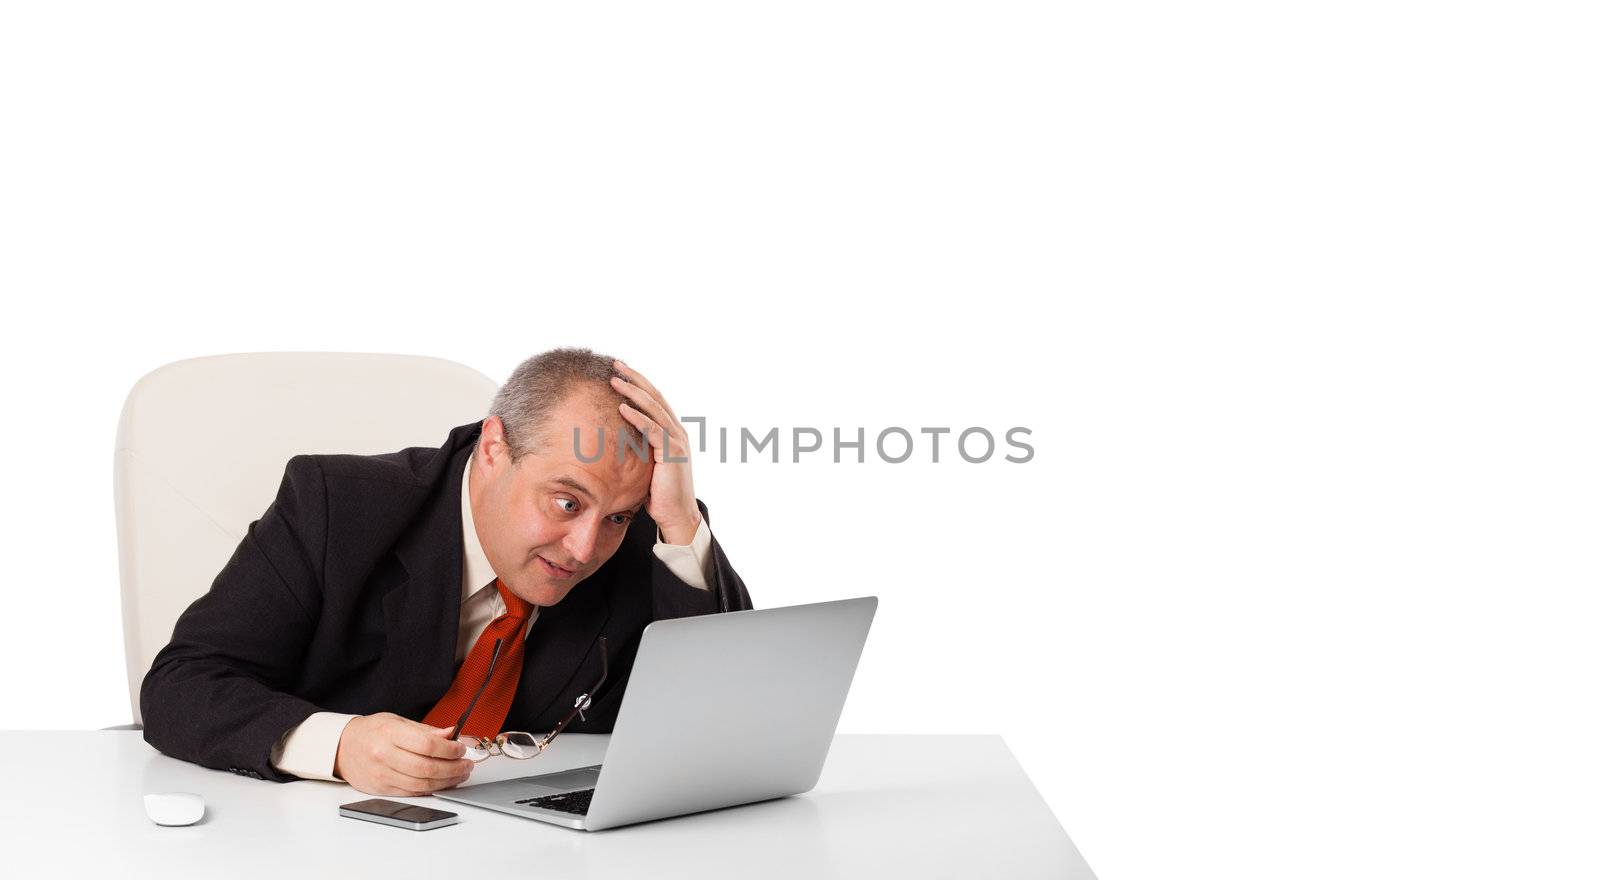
left=342, top=799, right=457, bottom=823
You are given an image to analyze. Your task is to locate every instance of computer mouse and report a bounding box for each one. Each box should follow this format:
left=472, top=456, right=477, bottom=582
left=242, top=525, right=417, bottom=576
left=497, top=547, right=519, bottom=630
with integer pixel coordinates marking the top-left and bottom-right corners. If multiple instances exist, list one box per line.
left=144, top=792, right=206, bottom=826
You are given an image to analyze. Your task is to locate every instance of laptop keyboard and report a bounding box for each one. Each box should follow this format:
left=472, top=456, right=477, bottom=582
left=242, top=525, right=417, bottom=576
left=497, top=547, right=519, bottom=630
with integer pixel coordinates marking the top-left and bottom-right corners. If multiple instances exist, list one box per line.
left=515, top=788, right=595, bottom=815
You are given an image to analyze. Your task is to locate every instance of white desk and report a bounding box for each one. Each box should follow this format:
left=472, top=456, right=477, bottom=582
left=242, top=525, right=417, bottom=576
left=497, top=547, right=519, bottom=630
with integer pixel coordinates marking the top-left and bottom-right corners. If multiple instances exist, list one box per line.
left=2, top=732, right=1093, bottom=879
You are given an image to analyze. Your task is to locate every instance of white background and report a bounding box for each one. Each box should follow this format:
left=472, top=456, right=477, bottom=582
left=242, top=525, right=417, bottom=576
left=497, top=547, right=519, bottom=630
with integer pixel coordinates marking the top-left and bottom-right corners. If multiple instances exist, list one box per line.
left=2, top=2, right=1597, bottom=878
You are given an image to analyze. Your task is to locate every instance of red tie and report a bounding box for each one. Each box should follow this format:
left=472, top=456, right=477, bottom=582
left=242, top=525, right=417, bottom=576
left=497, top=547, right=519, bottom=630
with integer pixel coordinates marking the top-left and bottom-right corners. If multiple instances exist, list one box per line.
left=423, top=579, right=532, bottom=738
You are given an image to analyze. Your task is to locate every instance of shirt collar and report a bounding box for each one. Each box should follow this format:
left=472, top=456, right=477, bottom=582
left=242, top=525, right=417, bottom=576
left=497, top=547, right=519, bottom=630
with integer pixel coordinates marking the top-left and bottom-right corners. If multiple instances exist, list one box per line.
left=460, top=454, right=497, bottom=605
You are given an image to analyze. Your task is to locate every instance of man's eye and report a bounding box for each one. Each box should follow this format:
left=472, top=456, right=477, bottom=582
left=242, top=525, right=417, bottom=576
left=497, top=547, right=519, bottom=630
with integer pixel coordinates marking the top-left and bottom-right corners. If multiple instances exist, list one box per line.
left=609, top=513, right=632, bottom=526
left=555, top=498, right=578, bottom=513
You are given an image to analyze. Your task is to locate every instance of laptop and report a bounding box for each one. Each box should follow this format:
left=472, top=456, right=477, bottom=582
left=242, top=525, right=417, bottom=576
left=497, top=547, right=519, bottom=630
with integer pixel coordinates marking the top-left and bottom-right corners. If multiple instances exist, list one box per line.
left=435, top=596, right=877, bottom=831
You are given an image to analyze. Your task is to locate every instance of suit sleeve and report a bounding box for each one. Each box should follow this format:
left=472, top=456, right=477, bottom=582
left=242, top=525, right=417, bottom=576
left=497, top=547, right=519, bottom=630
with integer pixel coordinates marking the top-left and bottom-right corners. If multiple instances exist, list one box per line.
left=651, top=498, right=754, bottom=620
left=140, top=455, right=330, bottom=783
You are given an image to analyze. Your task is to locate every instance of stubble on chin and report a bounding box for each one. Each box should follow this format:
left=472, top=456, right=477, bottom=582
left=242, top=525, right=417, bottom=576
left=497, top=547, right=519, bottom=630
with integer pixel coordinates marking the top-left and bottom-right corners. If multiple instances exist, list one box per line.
left=507, top=576, right=583, bottom=609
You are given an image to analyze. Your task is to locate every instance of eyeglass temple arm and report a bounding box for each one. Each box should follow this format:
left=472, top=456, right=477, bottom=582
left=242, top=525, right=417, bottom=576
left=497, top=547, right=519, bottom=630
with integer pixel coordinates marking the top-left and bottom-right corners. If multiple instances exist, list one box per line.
left=540, top=637, right=609, bottom=745
left=448, top=638, right=505, bottom=740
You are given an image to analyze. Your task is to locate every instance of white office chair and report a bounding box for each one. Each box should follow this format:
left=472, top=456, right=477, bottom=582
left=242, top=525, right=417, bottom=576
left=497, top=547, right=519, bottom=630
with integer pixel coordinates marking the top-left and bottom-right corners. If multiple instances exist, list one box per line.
left=112, top=353, right=498, bottom=727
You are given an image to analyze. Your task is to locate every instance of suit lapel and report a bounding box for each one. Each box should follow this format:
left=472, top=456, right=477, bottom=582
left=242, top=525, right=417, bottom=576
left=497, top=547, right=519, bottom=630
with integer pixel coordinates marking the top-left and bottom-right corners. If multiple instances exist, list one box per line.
left=380, top=441, right=475, bottom=718
left=512, top=571, right=614, bottom=727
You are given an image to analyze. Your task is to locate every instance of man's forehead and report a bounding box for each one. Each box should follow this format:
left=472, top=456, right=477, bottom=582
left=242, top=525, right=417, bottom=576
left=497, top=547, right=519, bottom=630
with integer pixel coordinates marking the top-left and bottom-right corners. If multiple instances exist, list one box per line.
left=537, top=411, right=647, bottom=463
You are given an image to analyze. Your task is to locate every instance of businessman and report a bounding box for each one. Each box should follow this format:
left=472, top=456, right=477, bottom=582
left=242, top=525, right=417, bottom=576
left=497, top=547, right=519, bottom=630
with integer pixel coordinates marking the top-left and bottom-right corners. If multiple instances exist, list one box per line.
left=141, top=348, right=753, bottom=796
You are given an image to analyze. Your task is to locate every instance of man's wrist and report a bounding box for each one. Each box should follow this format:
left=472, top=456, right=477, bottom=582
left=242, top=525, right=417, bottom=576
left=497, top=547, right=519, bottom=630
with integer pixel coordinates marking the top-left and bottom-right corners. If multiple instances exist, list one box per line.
left=656, top=510, right=704, bottom=546
left=275, top=711, right=359, bottom=782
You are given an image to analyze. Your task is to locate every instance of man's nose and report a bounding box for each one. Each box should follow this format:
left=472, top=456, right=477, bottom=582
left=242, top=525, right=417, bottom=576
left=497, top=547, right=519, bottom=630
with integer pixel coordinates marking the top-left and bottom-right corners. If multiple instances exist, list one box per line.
left=563, top=516, right=601, bottom=566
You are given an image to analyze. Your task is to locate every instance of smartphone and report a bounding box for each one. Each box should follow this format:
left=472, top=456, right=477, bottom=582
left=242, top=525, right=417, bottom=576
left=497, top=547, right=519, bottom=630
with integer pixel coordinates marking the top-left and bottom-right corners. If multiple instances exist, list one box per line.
left=339, top=798, right=459, bottom=831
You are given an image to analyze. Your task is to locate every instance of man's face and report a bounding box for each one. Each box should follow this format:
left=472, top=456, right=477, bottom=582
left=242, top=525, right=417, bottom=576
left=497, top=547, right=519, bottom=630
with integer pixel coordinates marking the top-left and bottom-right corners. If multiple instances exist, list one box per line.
left=468, top=397, right=652, bottom=607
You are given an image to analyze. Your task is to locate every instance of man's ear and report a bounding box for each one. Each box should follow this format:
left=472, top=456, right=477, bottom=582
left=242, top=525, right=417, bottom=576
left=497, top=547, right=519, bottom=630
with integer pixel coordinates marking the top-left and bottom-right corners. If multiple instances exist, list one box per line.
left=479, top=416, right=511, bottom=467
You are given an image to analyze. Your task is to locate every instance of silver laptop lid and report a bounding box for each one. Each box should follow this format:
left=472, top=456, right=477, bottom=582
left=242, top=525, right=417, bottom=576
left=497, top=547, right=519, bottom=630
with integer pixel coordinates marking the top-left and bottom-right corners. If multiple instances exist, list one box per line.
left=583, top=596, right=877, bottom=830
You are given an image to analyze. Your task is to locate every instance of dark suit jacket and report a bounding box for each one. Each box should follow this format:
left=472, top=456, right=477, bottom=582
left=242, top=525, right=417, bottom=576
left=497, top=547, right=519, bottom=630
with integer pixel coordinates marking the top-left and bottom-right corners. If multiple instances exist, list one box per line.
left=140, top=420, right=754, bottom=782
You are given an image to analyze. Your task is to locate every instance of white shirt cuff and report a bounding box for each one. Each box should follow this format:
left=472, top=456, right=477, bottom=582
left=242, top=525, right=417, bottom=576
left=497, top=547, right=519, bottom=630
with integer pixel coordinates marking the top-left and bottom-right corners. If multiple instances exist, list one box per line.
left=652, top=517, right=714, bottom=590
left=270, top=711, right=359, bottom=782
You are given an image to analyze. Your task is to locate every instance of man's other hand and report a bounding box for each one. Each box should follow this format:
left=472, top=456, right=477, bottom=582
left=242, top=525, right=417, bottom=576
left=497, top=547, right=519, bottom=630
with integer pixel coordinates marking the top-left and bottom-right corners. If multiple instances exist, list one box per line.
left=333, top=712, right=475, bottom=796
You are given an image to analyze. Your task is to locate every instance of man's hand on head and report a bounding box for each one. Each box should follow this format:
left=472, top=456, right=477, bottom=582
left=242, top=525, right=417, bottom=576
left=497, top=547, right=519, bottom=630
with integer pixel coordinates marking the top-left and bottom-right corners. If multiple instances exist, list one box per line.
left=610, top=359, right=704, bottom=545
left=333, top=712, right=476, bottom=797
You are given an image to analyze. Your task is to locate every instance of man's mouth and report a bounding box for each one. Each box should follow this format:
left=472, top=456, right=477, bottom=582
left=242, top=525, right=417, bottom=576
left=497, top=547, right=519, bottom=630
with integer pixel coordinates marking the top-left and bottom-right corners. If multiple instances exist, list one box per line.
left=537, top=556, right=576, bottom=579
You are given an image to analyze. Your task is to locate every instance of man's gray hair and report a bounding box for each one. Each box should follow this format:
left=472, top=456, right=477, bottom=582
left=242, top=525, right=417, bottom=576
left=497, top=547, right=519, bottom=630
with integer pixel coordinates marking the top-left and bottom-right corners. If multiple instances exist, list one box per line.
left=488, top=347, right=636, bottom=462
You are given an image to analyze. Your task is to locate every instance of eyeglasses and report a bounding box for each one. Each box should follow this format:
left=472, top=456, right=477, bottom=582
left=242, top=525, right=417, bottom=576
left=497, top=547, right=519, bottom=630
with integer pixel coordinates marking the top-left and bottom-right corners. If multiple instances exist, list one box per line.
left=447, top=635, right=610, bottom=763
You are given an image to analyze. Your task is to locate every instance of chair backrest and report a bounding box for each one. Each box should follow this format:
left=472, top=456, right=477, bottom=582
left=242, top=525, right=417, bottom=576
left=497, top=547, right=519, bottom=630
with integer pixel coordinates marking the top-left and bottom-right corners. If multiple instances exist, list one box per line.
left=113, top=353, right=498, bottom=725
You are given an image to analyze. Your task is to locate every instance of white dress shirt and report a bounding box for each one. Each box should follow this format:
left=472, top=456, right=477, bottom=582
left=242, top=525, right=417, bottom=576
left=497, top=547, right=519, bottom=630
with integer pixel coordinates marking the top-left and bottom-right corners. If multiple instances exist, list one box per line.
left=269, top=456, right=715, bottom=781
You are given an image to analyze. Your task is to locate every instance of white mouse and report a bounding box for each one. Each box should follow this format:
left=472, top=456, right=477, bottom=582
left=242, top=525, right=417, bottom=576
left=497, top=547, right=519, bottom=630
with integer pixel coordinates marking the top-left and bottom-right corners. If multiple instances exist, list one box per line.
left=144, top=792, right=206, bottom=826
